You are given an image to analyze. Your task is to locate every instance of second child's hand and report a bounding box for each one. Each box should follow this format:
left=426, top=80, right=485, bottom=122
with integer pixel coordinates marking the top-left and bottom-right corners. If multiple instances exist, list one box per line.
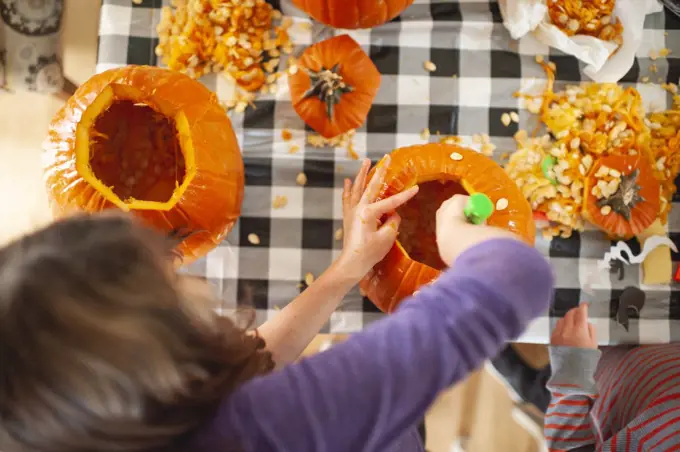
left=551, top=304, right=598, bottom=349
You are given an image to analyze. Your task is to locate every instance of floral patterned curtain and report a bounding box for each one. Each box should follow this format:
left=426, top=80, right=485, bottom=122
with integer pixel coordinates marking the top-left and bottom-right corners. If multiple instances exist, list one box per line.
left=0, top=0, right=64, bottom=93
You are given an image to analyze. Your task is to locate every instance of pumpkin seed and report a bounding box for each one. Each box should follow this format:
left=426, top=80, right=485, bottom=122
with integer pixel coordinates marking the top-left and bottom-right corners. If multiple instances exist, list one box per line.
left=272, top=195, right=288, bottom=209
left=247, top=233, right=260, bottom=245
left=305, top=272, right=315, bottom=286
left=296, top=172, right=307, bottom=186
left=334, top=228, right=343, bottom=241
left=600, top=205, right=612, bottom=215
left=423, top=61, right=437, bottom=72
left=496, top=198, right=509, bottom=211
left=450, top=152, right=463, bottom=161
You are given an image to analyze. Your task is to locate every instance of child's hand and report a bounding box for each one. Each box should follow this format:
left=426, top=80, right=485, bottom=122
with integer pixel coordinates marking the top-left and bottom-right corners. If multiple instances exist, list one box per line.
left=337, top=157, right=419, bottom=282
left=551, top=304, right=598, bottom=349
left=436, top=194, right=518, bottom=266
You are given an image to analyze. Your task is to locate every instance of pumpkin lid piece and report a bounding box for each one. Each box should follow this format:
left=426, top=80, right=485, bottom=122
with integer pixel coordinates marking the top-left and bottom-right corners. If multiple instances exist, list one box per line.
left=583, top=154, right=660, bottom=240
left=289, top=35, right=381, bottom=139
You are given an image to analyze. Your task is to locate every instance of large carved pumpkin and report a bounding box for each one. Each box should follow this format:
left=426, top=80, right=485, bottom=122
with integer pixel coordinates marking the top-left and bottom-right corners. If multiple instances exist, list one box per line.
left=360, top=144, right=536, bottom=313
left=292, top=0, right=415, bottom=29
left=43, top=65, right=244, bottom=264
left=583, top=153, right=660, bottom=240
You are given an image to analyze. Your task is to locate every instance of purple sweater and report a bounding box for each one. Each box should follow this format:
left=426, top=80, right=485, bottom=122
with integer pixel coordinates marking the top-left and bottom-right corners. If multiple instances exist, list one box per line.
left=192, top=239, right=554, bottom=451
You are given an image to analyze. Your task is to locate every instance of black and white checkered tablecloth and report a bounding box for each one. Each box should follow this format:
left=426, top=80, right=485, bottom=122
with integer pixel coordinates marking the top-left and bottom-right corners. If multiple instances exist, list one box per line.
left=97, top=0, right=680, bottom=344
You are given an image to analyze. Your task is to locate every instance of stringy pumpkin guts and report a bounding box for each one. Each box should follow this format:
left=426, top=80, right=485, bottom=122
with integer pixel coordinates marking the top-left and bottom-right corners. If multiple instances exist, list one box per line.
left=507, top=62, right=679, bottom=239
left=547, top=0, right=623, bottom=45
left=89, top=101, right=185, bottom=203
left=156, top=0, right=292, bottom=91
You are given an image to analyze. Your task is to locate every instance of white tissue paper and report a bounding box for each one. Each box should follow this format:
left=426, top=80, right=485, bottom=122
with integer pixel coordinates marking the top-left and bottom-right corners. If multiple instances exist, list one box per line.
left=499, top=0, right=664, bottom=83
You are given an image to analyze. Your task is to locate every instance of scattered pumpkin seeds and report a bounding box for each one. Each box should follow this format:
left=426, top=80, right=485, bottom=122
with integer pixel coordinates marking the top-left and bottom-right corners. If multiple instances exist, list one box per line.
left=423, top=61, right=437, bottom=72
left=481, top=143, right=496, bottom=156
left=334, top=228, right=344, bottom=241
left=296, top=172, right=307, bottom=186
left=132, top=0, right=143, bottom=4
left=510, top=111, right=520, bottom=123
left=305, top=272, right=315, bottom=286
left=600, top=205, right=612, bottom=215
left=496, top=198, right=509, bottom=211
left=288, top=144, right=300, bottom=154
left=450, top=152, right=463, bottom=161
left=272, top=195, right=288, bottom=209
left=501, top=113, right=511, bottom=127
left=420, top=128, right=431, bottom=140
left=247, top=233, right=261, bottom=245
left=535, top=55, right=544, bottom=64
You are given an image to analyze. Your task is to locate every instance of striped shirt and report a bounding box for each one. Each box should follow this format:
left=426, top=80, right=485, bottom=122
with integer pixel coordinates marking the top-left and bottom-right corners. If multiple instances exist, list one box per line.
left=545, top=345, right=680, bottom=451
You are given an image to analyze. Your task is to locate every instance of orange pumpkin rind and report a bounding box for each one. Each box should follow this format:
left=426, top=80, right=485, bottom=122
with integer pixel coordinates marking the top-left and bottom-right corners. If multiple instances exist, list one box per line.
left=583, top=153, right=660, bottom=240
left=43, top=65, right=245, bottom=264
left=288, top=35, right=381, bottom=139
left=359, top=144, right=536, bottom=313
left=292, top=0, right=415, bottom=29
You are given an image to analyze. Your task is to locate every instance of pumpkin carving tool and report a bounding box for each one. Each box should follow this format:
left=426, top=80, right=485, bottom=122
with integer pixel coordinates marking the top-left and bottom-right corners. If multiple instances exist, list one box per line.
left=464, top=193, right=494, bottom=225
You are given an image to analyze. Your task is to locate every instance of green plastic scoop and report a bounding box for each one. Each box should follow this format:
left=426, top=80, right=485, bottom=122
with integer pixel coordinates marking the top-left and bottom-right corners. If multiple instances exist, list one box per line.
left=464, top=193, right=494, bottom=225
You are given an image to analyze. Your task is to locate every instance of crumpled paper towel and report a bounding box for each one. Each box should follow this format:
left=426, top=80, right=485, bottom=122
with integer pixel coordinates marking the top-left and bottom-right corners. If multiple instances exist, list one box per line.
left=499, top=0, right=663, bottom=83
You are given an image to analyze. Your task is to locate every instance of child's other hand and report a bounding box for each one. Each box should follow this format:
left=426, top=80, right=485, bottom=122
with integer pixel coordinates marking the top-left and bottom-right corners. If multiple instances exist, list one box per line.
left=337, top=157, right=419, bottom=282
left=435, top=194, right=518, bottom=266
left=551, top=304, right=598, bottom=349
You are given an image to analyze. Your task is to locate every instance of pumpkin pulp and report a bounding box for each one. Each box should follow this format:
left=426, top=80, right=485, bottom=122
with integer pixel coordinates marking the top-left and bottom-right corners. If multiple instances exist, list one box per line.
left=74, top=84, right=197, bottom=212
left=89, top=100, right=185, bottom=204
left=396, top=179, right=468, bottom=270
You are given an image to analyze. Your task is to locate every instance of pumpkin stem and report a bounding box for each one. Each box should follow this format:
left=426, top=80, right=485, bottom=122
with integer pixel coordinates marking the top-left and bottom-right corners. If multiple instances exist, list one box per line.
left=597, top=169, right=645, bottom=221
left=303, top=64, right=354, bottom=121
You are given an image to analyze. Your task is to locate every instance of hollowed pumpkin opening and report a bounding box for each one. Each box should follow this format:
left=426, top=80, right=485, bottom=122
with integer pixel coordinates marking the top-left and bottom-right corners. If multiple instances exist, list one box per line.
left=396, top=179, right=468, bottom=270
left=89, top=100, right=185, bottom=204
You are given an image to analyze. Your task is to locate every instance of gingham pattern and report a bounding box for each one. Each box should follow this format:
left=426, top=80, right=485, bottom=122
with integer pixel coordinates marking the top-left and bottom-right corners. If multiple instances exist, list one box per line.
left=97, top=0, right=680, bottom=344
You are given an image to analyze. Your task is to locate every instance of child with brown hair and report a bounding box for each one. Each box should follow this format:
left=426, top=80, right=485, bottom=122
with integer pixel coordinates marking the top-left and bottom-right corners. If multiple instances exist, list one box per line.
left=0, top=157, right=554, bottom=452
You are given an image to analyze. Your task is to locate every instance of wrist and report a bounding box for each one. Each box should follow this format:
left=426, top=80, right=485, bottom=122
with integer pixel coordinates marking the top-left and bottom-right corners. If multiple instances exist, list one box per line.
left=332, top=252, right=366, bottom=286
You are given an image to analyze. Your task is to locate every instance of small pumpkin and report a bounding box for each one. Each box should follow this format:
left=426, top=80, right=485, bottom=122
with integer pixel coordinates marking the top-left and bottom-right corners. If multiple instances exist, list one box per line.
left=583, top=154, right=660, bottom=240
left=360, top=144, right=536, bottom=313
left=43, top=65, right=245, bottom=264
left=292, top=0, right=415, bottom=29
left=288, top=35, right=381, bottom=138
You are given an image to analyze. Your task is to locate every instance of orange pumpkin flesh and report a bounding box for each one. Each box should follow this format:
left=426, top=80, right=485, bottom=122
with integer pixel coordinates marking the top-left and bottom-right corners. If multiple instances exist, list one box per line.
left=360, top=144, right=535, bottom=313
left=44, top=66, right=244, bottom=264
left=583, top=154, right=660, bottom=240
left=292, top=0, right=415, bottom=29
left=288, top=35, right=381, bottom=139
